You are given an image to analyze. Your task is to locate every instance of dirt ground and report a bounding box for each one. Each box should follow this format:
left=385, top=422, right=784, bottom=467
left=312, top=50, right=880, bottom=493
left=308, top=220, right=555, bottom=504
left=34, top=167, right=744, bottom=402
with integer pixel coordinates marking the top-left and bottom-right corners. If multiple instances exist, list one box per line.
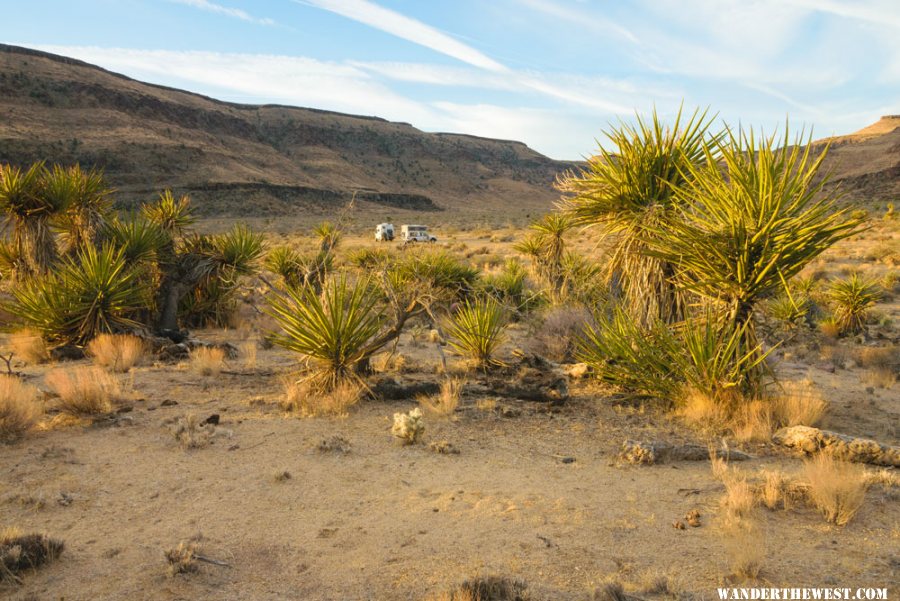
left=1, top=221, right=898, bottom=601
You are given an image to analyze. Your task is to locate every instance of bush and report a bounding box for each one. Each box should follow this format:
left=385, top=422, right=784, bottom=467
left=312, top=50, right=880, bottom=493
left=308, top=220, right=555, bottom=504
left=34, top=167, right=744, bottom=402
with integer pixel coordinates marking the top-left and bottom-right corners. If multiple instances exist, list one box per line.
left=828, top=274, right=882, bottom=334
left=0, top=375, right=41, bottom=443
left=189, top=346, right=225, bottom=376
left=87, top=333, right=145, bottom=372
left=802, top=454, right=867, bottom=526
left=45, top=366, right=121, bottom=416
left=445, top=297, right=509, bottom=370
left=8, top=328, right=49, bottom=364
left=526, top=305, right=591, bottom=362
left=281, top=377, right=362, bottom=417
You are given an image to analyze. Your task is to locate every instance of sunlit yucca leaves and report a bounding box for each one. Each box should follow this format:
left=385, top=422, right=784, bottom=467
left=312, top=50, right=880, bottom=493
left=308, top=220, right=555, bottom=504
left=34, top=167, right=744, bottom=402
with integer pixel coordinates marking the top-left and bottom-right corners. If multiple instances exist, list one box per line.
left=646, top=126, right=865, bottom=335
left=210, top=224, right=265, bottom=277
left=0, top=161, right=63, bottom=275
left=9, top=244, right=149, bottom=345
left=266, top=275, right=386, bottom=389
left=480, top=259, right=540, bottom=314
left=576, top=306, right=771, bottom=401
left=445, top=296, right=509, bottom=370
left=765, top=292, right=810, bottom=329
left=559, top=107, right=717, bottom=324
left=347, top=247, right=393, bottom=270
left=141, top=190, right=195, bottom=233
left=50, top=164, right=114, bottom=253
left=392, top=250, right=480, bottom=300
left=265, top=245, right=308, bottom=287
left=828, top=274, right=883, bottom=334
left=313, top=220, right=341, bottom=254
left=101, top=216, right=169, bottom=264
left=513, top=213, right=572, bottom=299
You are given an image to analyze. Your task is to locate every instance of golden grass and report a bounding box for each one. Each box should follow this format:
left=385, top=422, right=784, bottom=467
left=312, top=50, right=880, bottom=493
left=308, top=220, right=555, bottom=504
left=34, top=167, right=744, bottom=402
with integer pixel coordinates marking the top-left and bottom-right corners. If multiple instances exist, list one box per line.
left=8, top=329, right=49, bottom=365
left=758, top=469, right=790, bottom=511
left=862, top=367, right=896, bottom=389
left=801, top=454, right=867, bottom=526
left=45, top=366, right=121, bottom=416
left=87, top=333, right=145, bottom=372
left=771, top=380, right=828, bottom=428
left=189, top=346, right=225, bottom=376
left=239, top=340, right=258, bottom=369
left=419, top=377, right=463, bottom=417
left=0, top=375, right=41, bottom=443
left=281, top=378, right=362, bottom=417
left=721, top=518, right=764, bottom=580
left=720, top=476, right=756, bottom=520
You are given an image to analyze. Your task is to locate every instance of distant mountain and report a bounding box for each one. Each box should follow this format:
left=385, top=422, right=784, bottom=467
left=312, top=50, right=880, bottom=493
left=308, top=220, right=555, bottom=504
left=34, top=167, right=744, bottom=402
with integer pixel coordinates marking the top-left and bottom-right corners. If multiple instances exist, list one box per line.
left=0, top=44, right=577, bottom=220
left=817, top=116, right=900, bottom=206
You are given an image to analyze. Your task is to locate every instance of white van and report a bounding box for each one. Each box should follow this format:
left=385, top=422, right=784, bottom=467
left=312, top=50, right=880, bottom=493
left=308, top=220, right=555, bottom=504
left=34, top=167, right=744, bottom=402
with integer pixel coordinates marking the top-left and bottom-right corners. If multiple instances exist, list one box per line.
left=400, top=225, right=437, bottom=243
left=375, top=223, right=394, bottom=241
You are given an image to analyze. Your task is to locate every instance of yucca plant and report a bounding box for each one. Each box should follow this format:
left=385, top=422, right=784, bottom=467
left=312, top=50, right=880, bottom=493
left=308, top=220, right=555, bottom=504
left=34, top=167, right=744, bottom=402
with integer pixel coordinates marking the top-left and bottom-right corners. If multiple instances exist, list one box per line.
left=576, top=307, right=771, bottom=402
left=480, top=259, right=538, bottom=314
left=265, top=246, right=308, bottom=287
left=313, top=221, right=341, bottom=254
left=266, top=275, right=387, bottom=389
left=50, top=164, right=113, bottom=253
left=445, top=296, right=509, bottom=370
left=8, top=244, right=149, bottom=346
left=646, top=126, right=865, bottom=389
left=514, top=213, right=572, bottom=300
left=559, top=107, right=717, bottom=325
left=0, top=161, right=65, bottom=275
left=828, top=274, right=883, bottom=334
left=347, top=247, right=393, bottom=270
left=101, top=216, right=168, bottom=264
left=141, top=189, right=195, bottom=234
left=766, top=292, right=810, bottom=330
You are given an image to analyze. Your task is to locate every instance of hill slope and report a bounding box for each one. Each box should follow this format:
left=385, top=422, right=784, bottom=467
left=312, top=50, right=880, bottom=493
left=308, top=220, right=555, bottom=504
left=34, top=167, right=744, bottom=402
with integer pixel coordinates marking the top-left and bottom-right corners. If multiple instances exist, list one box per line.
left=0, top=44, right=575, bottom=220
left=818, top=116, right=900, bottom=205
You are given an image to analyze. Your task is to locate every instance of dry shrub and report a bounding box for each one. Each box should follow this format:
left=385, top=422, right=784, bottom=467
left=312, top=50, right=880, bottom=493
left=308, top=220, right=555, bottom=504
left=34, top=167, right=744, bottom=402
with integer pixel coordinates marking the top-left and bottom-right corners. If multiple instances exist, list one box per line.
left=710, top=450, right=730, bottom=482
left=164, top=541, right=199, bottom=576
left=863, top=367, right=896, bottom=389
left=419, top=378, right=463, bottom=417
left=758, top=470, right=790, bottom=510
left=0, top=375, right=41, bottom=443
left=731, top=400, right=775, bottom=443
left=8, top=329, right=49, bottom=365
left=721, top=518, right=764, bottom=580
left=0, top=528, right=64, bottom=583
left=427, top=575, right=529, bottom=601
left=720, top=476, right=756, bottom=520
left=239, top=340, right=258, bottom=369
left=281, top=378, right=361, bottom=417
left=864, top=468, right=900, bottom=489
left=820, top=344, right=850, bottom=369
left=87, top=334, right=145, bottom=372
left=801, top=454, right=867, bottom=526
left=770, top=380, right=827, bottom=428
left=189, top=346, right=225, bottom=376
left=45, top=366, right=121, bottom=416
left=170, top=414, right=215, bottom=449
left=527, top=305, right=590, bottom=362
left=855, top=346, right=898, bottom=369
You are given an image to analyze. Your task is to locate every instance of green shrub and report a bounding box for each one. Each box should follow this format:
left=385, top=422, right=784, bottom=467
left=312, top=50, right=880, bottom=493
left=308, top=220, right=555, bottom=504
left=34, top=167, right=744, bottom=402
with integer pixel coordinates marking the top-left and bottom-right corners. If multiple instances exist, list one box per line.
left=445, top=296, right=509, bottom=370
left=828, top=274, right=882, bottom=334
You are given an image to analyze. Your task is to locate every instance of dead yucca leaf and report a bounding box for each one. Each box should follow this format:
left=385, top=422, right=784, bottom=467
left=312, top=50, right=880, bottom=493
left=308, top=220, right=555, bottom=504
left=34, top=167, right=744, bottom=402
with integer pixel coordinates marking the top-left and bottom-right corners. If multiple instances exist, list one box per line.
left=0, top=375, right=41, bottom=443
left=87, top=333, right=145, bottom=372
left=45, top=366, right=121, bottom=416
left=802, top=454, right=867, bottom=526
left=8, top=329, right=49, bottom=365
left=189, top=346, right=225, bottom=376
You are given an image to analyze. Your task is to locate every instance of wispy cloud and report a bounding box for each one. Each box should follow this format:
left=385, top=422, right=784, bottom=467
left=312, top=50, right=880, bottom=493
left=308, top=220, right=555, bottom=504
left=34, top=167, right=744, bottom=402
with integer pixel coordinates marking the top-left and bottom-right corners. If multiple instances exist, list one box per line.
left=296, top=0, right=507, bottom=72
left=516, top=0, right=638, bottom=44
left=169, top=0, right=275, bottom=26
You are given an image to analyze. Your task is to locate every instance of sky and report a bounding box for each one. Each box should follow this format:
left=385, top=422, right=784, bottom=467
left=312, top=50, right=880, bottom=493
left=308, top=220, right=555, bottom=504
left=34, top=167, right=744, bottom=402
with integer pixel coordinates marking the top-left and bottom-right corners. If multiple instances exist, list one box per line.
left=2, top=0, right=899, bottom=159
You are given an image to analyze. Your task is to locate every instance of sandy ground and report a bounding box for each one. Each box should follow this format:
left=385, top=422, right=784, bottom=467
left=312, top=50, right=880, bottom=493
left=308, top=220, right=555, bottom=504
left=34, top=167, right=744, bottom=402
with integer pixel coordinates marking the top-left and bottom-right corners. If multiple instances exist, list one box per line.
left=1, top=222, right=898, bottom=601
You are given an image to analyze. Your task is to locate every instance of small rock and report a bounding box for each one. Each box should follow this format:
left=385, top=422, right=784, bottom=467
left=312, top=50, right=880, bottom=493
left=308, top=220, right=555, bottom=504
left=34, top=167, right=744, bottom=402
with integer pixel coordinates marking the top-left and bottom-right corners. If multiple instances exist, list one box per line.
left=429, top=440, right=460, bottom=455
left=563, top=363, right=590, bottom=379
left=160, top=399, right=178, bottom=407
left=560, top=456, right=576, bottom=464
left=672, top=520, right=686, bottom=530
left=202, top=414, right=220, bottom=426
left=685, top=509, right=701, bottom=527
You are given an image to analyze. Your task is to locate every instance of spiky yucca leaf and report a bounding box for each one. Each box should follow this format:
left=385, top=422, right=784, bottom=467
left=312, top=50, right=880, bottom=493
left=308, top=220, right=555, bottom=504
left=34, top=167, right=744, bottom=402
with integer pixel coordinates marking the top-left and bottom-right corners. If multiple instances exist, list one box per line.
left=9, top=244, right=148, bottom=345
left=347, top=247, right=393, bottom=270
left=101, top=216, right=169, bottom=264
left=480, top=259, right=541, bottom=314
left=445, top=296, right=509, bottom=369
left=392, top=250, right=480, bottom=300
left=266, top=275, right=386, bottom=389
left=50, top=164, right=113, bottom=252
left=313, top=221, right=340, bottom=254
left=0, top=161, right=63, bottom=275
left=828, top=274, right=882, bottom=334
left=265, top=246, right=308, bottom=287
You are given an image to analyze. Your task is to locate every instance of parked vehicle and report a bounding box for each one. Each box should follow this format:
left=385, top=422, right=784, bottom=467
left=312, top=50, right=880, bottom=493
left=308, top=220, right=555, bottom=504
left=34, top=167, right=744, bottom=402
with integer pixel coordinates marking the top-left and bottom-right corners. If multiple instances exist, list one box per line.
left=375, top=223, right=395, bottom=241
left=400, top=224, right=437, bottom=243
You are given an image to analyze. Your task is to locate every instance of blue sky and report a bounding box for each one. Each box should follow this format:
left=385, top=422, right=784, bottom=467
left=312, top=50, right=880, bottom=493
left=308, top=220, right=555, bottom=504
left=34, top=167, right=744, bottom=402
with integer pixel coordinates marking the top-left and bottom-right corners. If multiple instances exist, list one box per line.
left=3, top=0, right=899, bottom=159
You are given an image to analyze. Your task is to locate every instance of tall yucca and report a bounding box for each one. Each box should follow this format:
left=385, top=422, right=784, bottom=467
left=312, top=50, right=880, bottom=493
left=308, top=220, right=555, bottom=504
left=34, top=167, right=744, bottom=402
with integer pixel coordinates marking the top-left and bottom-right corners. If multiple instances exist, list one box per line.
left=9, top=244, right=148, bottom=345
left=0, top=161, right=64, bottom=275
left=828, top=274, right=882, bottom=334
left=445, top=296, right=509, bottom=370
left=647, top=126, right=865, bottom=360
left=559, top=107, right=716, bottom=324
left=514, top=213, right=572, bottom=300
left=142, top=190, right=195, bottom=235
left=266, top=275, right=386, bottom=389
left=50, top=164, right=113, bottom=253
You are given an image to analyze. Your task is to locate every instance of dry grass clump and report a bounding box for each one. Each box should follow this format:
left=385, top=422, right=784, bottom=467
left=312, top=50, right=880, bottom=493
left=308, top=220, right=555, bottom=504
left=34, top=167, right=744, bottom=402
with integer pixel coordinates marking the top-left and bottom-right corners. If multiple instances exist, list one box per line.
left=281, top=378, right=362, bottom=418
left=189, top=346, right=225, bottom=376
left=862, top=367, right=897, bottom=389
left=527, top=305, right=591, bottom=362
left=239, top=340, right=258, bottom=369
left=721, top=518, right=764, bottom=580
left=855, top=346, right=898, bottom=369
left=426, top=575, right=530, bottom=601
left=164, top=541, right=199, bottom=576
left=770, top=380, right=827, bottom=428
left=419, top=378, right=463, bottom=417
left=0, top=375, right=41, bottom=443
left=87, top=333, right=145, bottom=372
left=45, top=366, right=121, bottom=416
left=720, top=476, right=756, bottom=520
left=801, top=454, right=867, bottom=526
left=0, top=528, right=64, bottom=583
left=170, top=414, right=215, bottom=449
left=8, top=329, right=49, bottom=365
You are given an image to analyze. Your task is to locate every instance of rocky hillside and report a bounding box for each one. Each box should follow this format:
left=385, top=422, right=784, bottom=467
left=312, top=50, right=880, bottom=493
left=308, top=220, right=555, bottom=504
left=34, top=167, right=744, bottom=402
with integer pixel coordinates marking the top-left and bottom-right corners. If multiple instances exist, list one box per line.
left=0, top=44, right=576, bottom=220
left=817, top=116, right=900, bottom=205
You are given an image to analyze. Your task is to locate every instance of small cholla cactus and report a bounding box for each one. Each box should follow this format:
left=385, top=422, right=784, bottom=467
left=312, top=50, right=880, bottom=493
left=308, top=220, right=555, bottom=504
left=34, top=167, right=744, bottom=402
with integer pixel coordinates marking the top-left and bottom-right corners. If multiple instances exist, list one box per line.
left=391, top=408, right=424, bottom=445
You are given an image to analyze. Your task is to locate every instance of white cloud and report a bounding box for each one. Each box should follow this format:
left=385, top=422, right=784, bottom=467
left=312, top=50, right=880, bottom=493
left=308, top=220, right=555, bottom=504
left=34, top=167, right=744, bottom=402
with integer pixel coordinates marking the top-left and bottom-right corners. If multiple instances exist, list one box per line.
left=296, top=0, right=508, bottom=72
left=169, top=0, right=275, bottom=26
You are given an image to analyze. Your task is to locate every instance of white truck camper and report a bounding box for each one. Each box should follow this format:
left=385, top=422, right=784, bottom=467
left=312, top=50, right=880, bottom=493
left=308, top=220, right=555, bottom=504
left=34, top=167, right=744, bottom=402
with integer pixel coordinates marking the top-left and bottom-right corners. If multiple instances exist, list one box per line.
left=375, top=223, right=395, bottom=241
left=400, top=224, right=437, bottom=243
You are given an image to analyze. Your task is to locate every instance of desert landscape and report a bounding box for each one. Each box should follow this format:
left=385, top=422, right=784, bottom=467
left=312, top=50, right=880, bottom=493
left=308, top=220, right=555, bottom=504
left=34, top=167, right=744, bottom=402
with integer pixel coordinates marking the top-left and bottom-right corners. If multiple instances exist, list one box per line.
left=1, top=43, right=899, bottom=601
